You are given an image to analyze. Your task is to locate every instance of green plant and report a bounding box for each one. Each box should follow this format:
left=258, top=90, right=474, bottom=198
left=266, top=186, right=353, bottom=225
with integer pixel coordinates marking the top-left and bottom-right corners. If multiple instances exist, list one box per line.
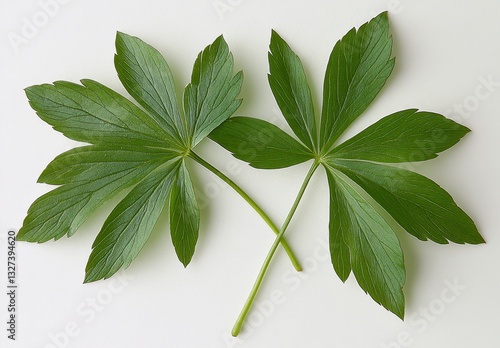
left=19, top=12, right=484, bottom=336
left=210, top=12, right=483, bottom=335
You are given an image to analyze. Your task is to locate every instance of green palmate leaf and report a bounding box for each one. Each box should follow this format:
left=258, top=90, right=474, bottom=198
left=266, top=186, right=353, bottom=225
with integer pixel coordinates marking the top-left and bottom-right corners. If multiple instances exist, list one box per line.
left=213, top=13, right=485, bottom=333
left=17, top=148, right=172, bottom=242
left=209, top=117, right=313, bottom=169
left=25, top=80, right=176, bottom=147
left=268, top=30, right=317, bottom=152
left=331, top=159, right=484, bottom=244
left=320, top=11, right=394, bottom=152
left=185, top=36, right=244, bottom=146
left=326, top=167, right=405, bottom=318
left=332, top=109, right=470, bottom=163
left=170, top=161, right=200, bottom=267
left=115, top=32, right=186, bottom=146
left=20, top=32, right=253, bottom=280
left=85, top=161, right=180, bottom=282
left=225, top=12, right=484, bottom=335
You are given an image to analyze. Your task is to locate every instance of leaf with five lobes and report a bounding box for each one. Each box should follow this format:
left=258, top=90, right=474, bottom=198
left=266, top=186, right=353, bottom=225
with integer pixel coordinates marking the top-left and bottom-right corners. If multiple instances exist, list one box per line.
left=320, top=11, right=394, bottom=152
left=85, top=161, right=180, bottom=282
left=115, top=32, right=186, bottom=147
left=17, top=148, right=172, bottom=242
left=326, top=167, right=406, bottom=318
left=331, top=109, right=470, bottom=163
left=218, top=12, right=484, bottom=329
left=331, top=159, right=484, bottom=244
left=170, top=161, right=200, bottom=267
left=25, top=80, right=176, bottom=147
left=20, top=32, right=248, bottom=279
left=185, top=35, right=244, bottom=146
left=209, top=117, right=313, bottom=169
left=268, top=30, right=317, bottom=152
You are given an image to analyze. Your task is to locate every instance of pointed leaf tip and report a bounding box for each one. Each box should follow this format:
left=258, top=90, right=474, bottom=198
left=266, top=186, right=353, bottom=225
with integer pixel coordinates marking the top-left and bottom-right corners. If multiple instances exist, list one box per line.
left=331, top=109, right=472, bottom=163
left=186, top=34, right=243, bottom=145
left=268, top=29, right=318, bottom=151
left=320, top=9, right=394, bottom=149
left=170, top=162, right=200, bottom=267
left=332, top=160, right=485, bottom=245
left=114, top=31, right=185, bottom=147
left=209, top=117, right=313, bottom=169
left=326, top=169, right=406, bottom=319
left=84, top=162, right=179, bottom=282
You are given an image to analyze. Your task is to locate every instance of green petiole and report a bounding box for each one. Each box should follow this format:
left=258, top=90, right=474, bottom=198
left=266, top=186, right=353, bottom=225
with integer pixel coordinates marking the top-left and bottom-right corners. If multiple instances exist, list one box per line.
left=188, top=151, right=302, bottom=272
left=231, top=160, right=320, bottom=336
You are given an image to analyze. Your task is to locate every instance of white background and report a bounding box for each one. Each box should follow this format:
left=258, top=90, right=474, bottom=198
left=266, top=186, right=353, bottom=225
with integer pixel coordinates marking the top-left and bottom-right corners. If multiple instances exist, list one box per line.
left=1, top=0, right=500, bottom=347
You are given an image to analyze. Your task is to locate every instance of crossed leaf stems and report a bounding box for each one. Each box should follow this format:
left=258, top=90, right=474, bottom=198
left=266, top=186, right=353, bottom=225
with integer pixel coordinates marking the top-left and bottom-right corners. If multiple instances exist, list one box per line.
left=229, top=160, right=320, bottom=335
left=191, top=135, right=321, bottom=336
left=19, top=11, right=484, bottom=337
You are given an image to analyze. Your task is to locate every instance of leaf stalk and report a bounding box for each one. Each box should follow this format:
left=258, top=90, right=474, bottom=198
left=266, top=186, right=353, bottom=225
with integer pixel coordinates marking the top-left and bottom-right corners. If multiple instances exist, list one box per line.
left=188, top=151, right=302, bottom=271
left=231, top=160, right=320, bottom=336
